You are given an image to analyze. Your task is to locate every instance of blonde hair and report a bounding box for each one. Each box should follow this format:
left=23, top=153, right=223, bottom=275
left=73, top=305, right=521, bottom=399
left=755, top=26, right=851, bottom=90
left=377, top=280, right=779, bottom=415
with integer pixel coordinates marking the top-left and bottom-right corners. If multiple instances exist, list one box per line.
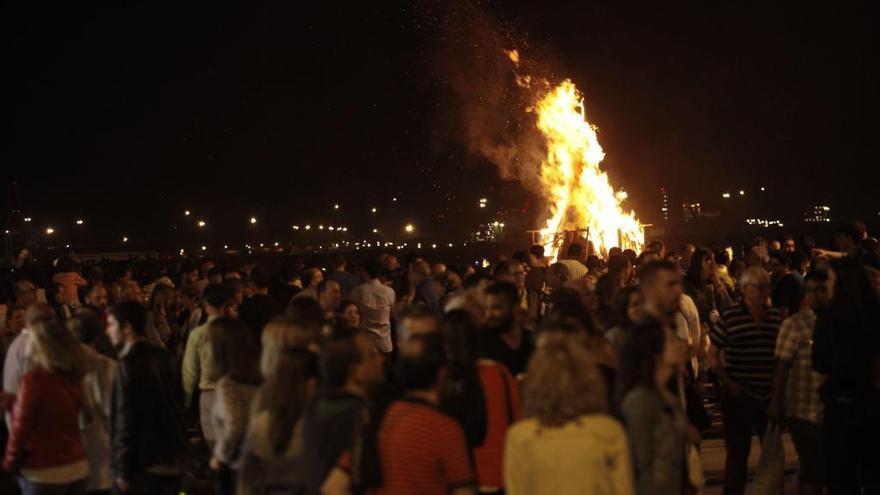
left=522, top=331, right=607, bottom=426
left=260, top=316, right=314, bottom=377
left=28, top=318, right=87, bottom=381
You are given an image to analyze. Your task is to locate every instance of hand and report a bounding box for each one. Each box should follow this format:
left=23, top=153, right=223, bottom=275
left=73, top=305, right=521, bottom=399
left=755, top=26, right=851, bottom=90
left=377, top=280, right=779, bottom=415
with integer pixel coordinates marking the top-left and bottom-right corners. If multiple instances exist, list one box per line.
left=115, top=478, right=131, bottom=492
left=209, top=456, right=222, bottom=471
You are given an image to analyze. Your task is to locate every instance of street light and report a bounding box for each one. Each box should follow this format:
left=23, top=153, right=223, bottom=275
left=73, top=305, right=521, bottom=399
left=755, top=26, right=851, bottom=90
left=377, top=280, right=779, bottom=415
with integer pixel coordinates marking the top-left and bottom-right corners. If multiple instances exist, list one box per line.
left=197, top=220, right=206, bottom=228
left=45, top=227, right=55, bottom=235
left=333, top=204, right=340, bottom=210
left=185, top=210, right=191, bottom=216
left=739, top=190, right=745, bottom=196
left=23, top=217, right=32, bottom=223
left=122, top=236, right=128, bottom=243
left=250, top=217, right=257, bottom=225
left=722, top=193, right=731, bottom=199
left=371, top=207, right=377, bottom=213
left=372, top=228, right=379, bottom=233
left=404, top=224, right=414, bottom=233
left=75, top=219, right=84, bottom=225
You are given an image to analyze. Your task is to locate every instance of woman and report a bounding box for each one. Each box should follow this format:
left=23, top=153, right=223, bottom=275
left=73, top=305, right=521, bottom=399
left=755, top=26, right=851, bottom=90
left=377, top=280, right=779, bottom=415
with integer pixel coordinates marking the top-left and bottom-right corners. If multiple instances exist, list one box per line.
left=69, top=310, right=117, bottom=495
left=238, top=349, right=317, bottom=494
left=504, top=332, right=634, bottom=495
left=147, top=283, right=175, bottom=348
left=684, top=248, right=733, bottom=327
left=604, top=286, right=643, bottom=356
left=441, top=310, right=520, bottom=493
left=616, top=320, right=692, bottom=495
left=338, top=300, right=360, bottom=330
left=208, top=318, right=263, bottom=495
left=260, top=316, right=320, bottom=380
left=3, top=318, right=89, bottom=494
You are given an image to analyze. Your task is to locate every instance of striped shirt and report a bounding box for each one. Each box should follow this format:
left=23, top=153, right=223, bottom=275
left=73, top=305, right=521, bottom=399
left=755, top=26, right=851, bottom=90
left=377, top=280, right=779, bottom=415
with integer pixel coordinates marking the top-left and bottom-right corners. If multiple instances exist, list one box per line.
left=377, top=398, right=476, bottom=495
left=710, top=303, right=782, bottom=400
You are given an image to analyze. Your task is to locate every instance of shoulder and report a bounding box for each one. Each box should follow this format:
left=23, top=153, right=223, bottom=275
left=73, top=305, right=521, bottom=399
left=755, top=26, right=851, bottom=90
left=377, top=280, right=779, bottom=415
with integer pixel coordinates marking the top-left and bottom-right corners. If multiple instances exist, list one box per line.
left=621, top=386, right=662, bottom=415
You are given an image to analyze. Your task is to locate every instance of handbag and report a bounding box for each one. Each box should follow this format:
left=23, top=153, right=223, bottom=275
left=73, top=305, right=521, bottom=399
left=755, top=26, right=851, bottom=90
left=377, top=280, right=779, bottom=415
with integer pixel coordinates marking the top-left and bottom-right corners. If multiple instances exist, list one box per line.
left=751, top=421, right=784, bottom=495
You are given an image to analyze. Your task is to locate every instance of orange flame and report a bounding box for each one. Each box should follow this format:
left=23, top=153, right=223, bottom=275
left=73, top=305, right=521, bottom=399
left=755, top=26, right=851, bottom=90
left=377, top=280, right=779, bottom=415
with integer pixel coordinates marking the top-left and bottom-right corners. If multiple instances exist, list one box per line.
left=534, top=80, right=644, bottom=260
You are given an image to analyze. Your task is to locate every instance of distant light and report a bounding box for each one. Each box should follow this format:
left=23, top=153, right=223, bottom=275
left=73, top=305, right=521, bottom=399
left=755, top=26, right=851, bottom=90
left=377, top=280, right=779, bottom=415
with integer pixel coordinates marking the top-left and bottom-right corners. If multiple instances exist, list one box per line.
left=250, top=217, right=257, bottom=224
left=123, top=236, right=128, bottom=243
left=404, top=224, right=414, bottom=233
left=371, top=207, right=377, bottom=213
left=448, top=243, right=453, bottom=248
left=305, top=225, right=311, bottom=230
left=274, top=242, right=279, bottom=247
left=197, top=220, right=206, bottom=228
left=739, top=190, right=745, bottom=196
left=432, top=244, right=437, bottom=249
left=822, top=206, right=830, bottom=211
left=760, top=187, right=766, bottom=191
left=45, top=227, right=54, bottom=235
left=329, top=226, right=335, bottom=231
left=180, top=249, right=185, bottom=255
left=493, top=221, right=500, bottom=226
left=333, top=204, right=340, bottom=210
left=260, top=243, right=264, bottom=247
left=293, top=225, right=300, bottom=230
left=223, top=244, right=228, bottom=249
left=75, top=219, right=84, bottom=225
left=319, top=225, right=324, bottom=230
left=184, top=210, right=191, bottom=216
left=65, top=244, right=70, bottom=248
left=342, top=227, right=348, bottom=232
left=500, top=223, right=505, bottom=227
left=372, top=228, right=379, bottom=233
left=23, top=217, right=32, bottom=222
left=392, top=197, right=398, bottom=202
left=417, top=243, right=422, bottom=249
left=201, top=246, right=206, bottom=251
left=722, top=192, right=731, bottom=199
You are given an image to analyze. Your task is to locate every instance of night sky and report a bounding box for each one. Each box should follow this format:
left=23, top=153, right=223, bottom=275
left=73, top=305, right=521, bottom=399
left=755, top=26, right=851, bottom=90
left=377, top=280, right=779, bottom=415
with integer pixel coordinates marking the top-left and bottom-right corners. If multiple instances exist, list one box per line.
left=3, top=2, right=878, bottom=247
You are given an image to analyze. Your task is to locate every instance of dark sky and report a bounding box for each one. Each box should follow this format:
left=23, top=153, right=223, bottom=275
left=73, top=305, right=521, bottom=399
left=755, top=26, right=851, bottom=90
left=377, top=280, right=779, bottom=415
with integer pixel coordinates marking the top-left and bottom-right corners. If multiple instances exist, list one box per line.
left=3, top=2, right=878, bottom=246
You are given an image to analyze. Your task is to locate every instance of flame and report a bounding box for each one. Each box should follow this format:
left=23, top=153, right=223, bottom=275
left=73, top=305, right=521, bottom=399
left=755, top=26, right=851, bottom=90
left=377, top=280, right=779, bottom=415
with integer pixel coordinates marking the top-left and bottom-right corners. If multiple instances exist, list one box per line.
left=534, top=80, right=644, bottom=260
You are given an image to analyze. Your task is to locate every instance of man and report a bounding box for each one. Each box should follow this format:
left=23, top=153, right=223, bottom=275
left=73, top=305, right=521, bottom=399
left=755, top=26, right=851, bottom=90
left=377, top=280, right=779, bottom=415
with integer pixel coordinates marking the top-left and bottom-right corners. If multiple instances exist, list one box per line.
left=238, top=266, right=283, bottom=338
left=647, top=239, right=668, bottom=259
left=558, top=243, right=588, bottom=280
left=493, top=261, right=527, bottom=308
left=409, top=260, right=441, bottom=313
left=303, top=329, right=386, bottom=495
left=318, top=279, right=343, bottom=318
left=769, top=251, right=803, bottom=318
left=271, top=259, right=304, bottom=307
left=3, top=304, right=53, bottom=428
left=83, top=283, right=109, bottom=314
left=351, top=262, right=396, bottom=354
left=482, top=282, right=534, bottom=377
left=328, top=253, right=360, bottom=300
left=397, top=306, right=440, bottom=343
left=181, top=283, right=237, bottom=445
left=710, top=267, right=783, bottom=495
left=431, top=262, right=447, bottom=278
left=770, top=270, right=831, bottom=495
left=12, top=278, right=37, bottom=309
left=377, top=334, right=476, bottom=495
left=782, top=236, right=797, bottom=253
left=292, top=267, right=324, bottom=302
left=107, top=301, right=185, bottom=495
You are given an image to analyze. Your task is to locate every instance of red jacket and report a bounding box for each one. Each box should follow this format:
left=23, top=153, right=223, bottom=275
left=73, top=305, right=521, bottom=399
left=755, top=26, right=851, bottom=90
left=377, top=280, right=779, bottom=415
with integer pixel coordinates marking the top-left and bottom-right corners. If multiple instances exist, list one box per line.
left=3, top=368, right=86, bottom=472
left=474, top=360, right=521, bottom=488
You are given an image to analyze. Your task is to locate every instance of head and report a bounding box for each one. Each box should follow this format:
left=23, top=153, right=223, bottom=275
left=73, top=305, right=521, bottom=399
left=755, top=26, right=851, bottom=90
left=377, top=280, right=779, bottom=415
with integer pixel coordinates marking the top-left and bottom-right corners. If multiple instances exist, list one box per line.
left=566, top=243, right=585, bottom=262
left=685, top=248, right=714, bottom=283
left=638, top=261, right=683, bottom=318
left=13, top=278, right=37, bottom=307
left=4, top=305, right=26, bottom=335
left=225, top=278, right=246, bottom=306
left=302, top=267, right=324, bottom=290
left=782, top=236, right=797, bottom=253
left=613, top=286, right=643, bottom=328
left=209, top=317, right=262, bottom=384
left=203, top=283, right=238, bottom=318
left=399, top=306, right=439, bottom=341
left=803, top=270, right=832, bottom=311
left=440, top=310, right=480, bottom=376
left=118, top=280, right=144, bottom=304
left=739, top=266, right=772, bottom=308
left=331, top=253, right=348, bottom=272
left=546, top=262, right=571, bottom=291
left=397, top=333, right=447, bottom=393
left=483, top=282, right=519, bottom=334
left=27, top=318, right=87, bottom=380
left=647, top=240, right=667, bottom=259
left=431, top=262, right=447, bottom=278
left=522, top=332, right=606, bottom=426
left=364, top=260, right=382, bottom=281
left=249, top=266, right=272, bottom=293
left=106, top=301, right=147, bottom=347
left=253, top=348, right=316, bottom=456
left=339, top=300, right=360, bottom=329
left=317, top=279, right=342, bottom=312
left=407, top=260, right=431, bottom=286
left=615, top=319, right=688, bottom=406
left=260, top=316, right=317, bottom=377
left=84, top=283, right=109, bottom=312
left=320, top=329, right=385, bottom=396
left=835, top=223, right=862, bottom=254
left=607, top=254, right=633, bottom=285
left=68, top=308, right=104, bottom=346
left=440, top=271, right=464, bottom=293
left=529, top=244, right=545, bottom=264
left=494, top=260, right=526, bottom=291
left=768, top=251, right=792, bottom=278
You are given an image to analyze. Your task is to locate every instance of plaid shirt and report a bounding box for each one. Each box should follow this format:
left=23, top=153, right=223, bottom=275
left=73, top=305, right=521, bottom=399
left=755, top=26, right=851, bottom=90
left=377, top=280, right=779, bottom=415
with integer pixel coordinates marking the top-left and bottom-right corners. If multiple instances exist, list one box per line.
left=775, top=309, right=825, bottom=423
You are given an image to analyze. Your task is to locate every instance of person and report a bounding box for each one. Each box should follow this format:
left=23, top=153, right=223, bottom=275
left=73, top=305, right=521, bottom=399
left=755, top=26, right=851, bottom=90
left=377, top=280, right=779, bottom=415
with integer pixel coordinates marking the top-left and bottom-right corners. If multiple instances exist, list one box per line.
left=53, top=257, right=87, bottom=307
left=237, top=349, right=317, bottom=495
left=482, top=282, right=534, bottom=377
left=408, top=260, right=442, bottom=313
left=1, top=305, right=25, bottom=379
left=350, top=261, right=395, bottom=354
left=769, top=270, right=831, bottom=495
left=301, top=329, right=386, bottom=495
left=812, top=256, right=880, bottom=494
left=558, top=243, right=588, bottom=280
left=182, top=283, right=238, bottom=446
left=377, top=333, right=476, bottom=495
left=617, top=319, right=691, bottom=495
left=83, top=284, right=109, bottom=315
left=3, top=304, right=54, bottom=428
left=318, top=279, right=343, bottom=318
left=442, top=310, right=519, bottom=494
left=207, top=318, right=262, bottom=495
left=106, top=301, right=185, bottom=495
left=12, top=278, right=38, bottom=309
left=493, top=261, right=528, bottom=310
left=260, top=316, right=319, bottom=379
left=3, top=318, right=89, bottom=495
left=709, top=267, right=782, bottom=495
left=146, top=283, right=175, bottom=348
left=338, top=300, right=360, bottom=330
left=782, top=235, right=797, bottom=253
left=238, top=266, right=283, bottom=339
left=595, top=254, right=634, bottom=330
left=604, top=286, right=642, bottom=355
left=327, top=253, right=359, bottom=300
left=291, top=267, right=324, bottom=302
left=683, top=248, right=734, bottom=328
left=69, top=310, right=117, bottom=495
left=504, top=331, right=634, bottom=495
left=769, top=250, right=803, bottom=318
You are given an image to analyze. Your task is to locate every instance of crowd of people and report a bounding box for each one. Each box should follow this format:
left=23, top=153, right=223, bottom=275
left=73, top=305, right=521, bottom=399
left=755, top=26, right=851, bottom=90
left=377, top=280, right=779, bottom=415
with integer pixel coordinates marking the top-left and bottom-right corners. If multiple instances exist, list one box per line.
left=0, top=221, right=878, bottom=495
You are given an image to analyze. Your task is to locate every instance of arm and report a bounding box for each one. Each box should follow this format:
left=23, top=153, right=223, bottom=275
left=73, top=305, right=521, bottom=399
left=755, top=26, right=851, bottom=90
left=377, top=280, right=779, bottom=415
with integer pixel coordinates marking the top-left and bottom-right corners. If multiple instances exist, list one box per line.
left=112, top=361, right=136, bottom=485
left=708, top=315, right=742, bottom=395
left=182, top=329, right=201, bottom=409
left=321, top=467, right=351, bottom=495
left=770, top=320, right=796, bottom=419
left=2, top=373, right=38, bottom=472
left=439, top=421, right=477, bottom=495
left=620, top=392, right=659, bottom=495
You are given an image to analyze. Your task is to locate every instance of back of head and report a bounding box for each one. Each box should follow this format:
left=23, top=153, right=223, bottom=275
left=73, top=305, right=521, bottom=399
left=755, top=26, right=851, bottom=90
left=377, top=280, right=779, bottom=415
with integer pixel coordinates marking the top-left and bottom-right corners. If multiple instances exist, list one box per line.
left=261, top=315, right=316, bottom=377
left=109, top=300, right=148, bottom=336
left=203, top=283, right=234, bottom=310
left=739, top=266, right=770, bottom=289
left=529, top=244, right=545, bottom=259
left=364, top=260, right=382, bottom=280
left=68, top=308, right=104, bottom=345
left=639, top=260, right=678, bottom=289
left=511, top=250, right=529, bottom=265
left=209, top=317, right=261, bottom=384
left=439, top=309, right=480, bottom=375
left=607, top=253, right=631, bottom=275
left=567, top=243, right=584, bottom=260
left=25, top=303, right=55, bottom=329
left=320, top=328, right=362, bottom=388
left=614, top=319, right=665, bottom=408
left=256, top=348, right=313, bottom=456
left=250, top=266, right=272, bottom=290
left=397, top=333, right=446, bottom=391
left=286, top=297, right=324, bottom=327
left=29, top=317, right=87, bottom=380
left=332, top=252, right=347, bottom=270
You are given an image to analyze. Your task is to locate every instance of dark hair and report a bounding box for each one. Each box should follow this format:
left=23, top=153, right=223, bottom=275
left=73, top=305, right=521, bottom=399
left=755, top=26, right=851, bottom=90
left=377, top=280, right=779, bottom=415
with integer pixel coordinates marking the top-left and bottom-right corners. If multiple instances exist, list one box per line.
left=438, top=310, right=488, bottom=448
left=614, top=320, right=666, bottom=410
left=607, top=254, right=630, bottom=276
left=586, top=255, right=602, bottom=272
left=301, top=267, right=321, bottom=288
left=647, top=240, right=665, bottom=254
left=56, top=255, right=77, bottom=273
left=639, top=260, right=679, bottom=288
left=511, top=250, right=529, bottom=264
left=484, top=281, right=519, bottom=308
left=286, top=297, right=325, bottom=327
left=209, top=317, right=262, bottom=384
left=529, top=244, right=545, bottom=258
left=250, top=266, right=272, bottom=289
left=613, top=286, right=640, bottom=329
left=544, top=293, right=597, bottom=335
left=12, top=278, right=34, bottom=298
left=685, top=248, right=712, bottom=285
left=567, top=243, right=584, bottom=258
left=769, top=250, right=793, bottom=270
left=331, top=253, right=347, bottom=269
left=109, top=301, right=148, bottom=336
left=463, top=271, right=493, bottom=288
left=203, top=283, right=234, bottom=309
left=440, top=310, right=480, bottom=376
left=837, top=223, right=861, bottom=242
left=68, top=308, right=104, bottom=345
left=364, top=260, right=382, bottom=279
left=804, top=269, right=829, bottom=285
left=319, top=329, right=362, bottom=388
left=397, top=333, right=446, bottom=391
left=5, top=304, right=25, bottom=322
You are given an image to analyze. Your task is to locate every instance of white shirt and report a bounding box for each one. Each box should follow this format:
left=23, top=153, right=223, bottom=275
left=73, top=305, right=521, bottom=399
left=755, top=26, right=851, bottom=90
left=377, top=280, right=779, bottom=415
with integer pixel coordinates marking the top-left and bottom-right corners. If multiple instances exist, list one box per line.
left=558, top=259, right=589, bottom=280
left=350, top=279, right=395, bottom=353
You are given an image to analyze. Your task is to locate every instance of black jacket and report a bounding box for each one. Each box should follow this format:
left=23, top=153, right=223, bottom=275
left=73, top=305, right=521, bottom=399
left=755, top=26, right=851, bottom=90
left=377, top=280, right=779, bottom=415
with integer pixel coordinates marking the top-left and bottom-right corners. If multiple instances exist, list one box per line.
left=111, top=340, right=186, bottom=480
